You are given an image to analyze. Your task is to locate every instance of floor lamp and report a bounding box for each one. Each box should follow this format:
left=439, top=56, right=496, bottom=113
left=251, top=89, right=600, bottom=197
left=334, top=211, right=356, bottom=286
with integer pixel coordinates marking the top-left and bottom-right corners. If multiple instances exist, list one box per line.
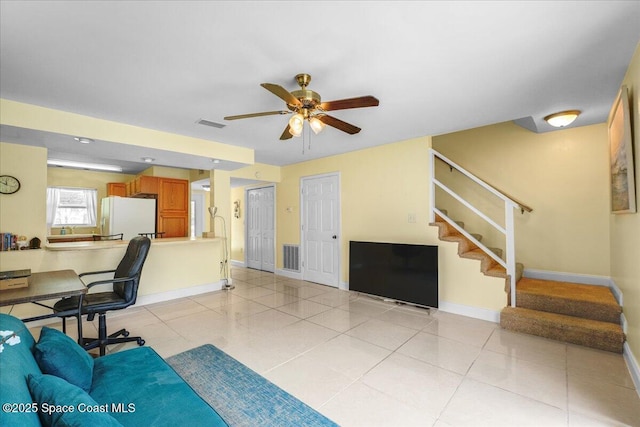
left=209, top=206, right=234, bottom=290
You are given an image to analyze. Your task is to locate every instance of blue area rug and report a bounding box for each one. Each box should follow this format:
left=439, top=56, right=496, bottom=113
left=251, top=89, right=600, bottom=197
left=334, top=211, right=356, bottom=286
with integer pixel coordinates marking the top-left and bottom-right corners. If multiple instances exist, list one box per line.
left=166, top=344, right=339, bottom=427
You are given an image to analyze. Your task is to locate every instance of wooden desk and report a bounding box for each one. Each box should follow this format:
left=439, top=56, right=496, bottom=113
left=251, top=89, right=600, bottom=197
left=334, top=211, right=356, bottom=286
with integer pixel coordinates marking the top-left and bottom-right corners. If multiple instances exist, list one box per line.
left=0, top=269, right=87, bottom=341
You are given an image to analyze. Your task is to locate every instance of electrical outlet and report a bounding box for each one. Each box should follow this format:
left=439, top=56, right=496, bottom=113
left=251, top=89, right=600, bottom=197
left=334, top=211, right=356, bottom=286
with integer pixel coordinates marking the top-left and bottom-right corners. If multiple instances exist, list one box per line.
left=408, top=213, right=416, bottom=223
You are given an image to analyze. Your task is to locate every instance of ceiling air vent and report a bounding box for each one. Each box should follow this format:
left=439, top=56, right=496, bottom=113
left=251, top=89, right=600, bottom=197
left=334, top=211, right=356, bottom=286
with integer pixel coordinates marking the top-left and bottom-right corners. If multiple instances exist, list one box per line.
left=196, top=119, right=226, bottom=129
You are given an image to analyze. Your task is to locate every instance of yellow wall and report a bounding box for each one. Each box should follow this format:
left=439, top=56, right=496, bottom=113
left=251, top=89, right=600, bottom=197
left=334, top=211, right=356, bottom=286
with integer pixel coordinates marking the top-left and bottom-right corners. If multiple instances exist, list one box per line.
left=231, top=163, right=282, bottom=183
left=433, top=122, right=611, bottom=276
left=230, top=185, right=245, bottom=261
left=275, top=136, right=507, bottom=312
left=0, top=99, right=254, bottom=166
left=0, top=142, right=48, bottom=241
left=0, top=239, right=222, bottom=319
left=611, top=43, right=640, bottom=359
left=142, top=165, right=191, bottom=180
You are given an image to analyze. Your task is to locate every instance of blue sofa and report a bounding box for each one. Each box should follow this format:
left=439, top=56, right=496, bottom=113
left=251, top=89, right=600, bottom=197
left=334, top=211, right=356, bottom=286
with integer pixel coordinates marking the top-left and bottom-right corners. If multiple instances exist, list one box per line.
left=0, top=313, right=228, bottom=426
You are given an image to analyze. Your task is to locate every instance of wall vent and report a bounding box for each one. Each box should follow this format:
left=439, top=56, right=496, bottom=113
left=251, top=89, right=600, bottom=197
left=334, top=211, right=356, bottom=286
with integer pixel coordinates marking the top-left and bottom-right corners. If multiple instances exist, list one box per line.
left=283, top=244, right=300, bottom=272
left=196, top=118, right=226, bottom=129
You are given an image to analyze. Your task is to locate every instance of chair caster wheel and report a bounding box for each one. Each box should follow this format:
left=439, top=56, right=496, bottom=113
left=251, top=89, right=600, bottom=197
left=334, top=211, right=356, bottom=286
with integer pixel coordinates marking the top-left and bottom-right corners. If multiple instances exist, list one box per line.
left=137, top=339, right=145, bottom=346
left=123, top=331, right=130, bottom=337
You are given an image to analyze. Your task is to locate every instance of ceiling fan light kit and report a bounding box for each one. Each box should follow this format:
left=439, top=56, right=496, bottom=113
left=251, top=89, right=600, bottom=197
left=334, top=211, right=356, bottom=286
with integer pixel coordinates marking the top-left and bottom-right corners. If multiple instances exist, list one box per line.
left=224, top=73, right=379, bottom=141
left=309, top=117, right=325, bottom=135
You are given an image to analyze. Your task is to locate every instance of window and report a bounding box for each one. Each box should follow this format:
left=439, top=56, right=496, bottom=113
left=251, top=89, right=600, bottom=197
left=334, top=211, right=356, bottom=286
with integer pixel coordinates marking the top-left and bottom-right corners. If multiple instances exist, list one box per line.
left=46, top=187, right=98, bottom=227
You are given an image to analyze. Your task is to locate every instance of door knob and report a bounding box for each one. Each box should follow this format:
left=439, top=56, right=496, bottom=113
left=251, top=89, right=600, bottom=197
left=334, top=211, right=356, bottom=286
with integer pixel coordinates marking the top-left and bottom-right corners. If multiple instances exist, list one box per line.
left=332, top=235, right=337, bottom=239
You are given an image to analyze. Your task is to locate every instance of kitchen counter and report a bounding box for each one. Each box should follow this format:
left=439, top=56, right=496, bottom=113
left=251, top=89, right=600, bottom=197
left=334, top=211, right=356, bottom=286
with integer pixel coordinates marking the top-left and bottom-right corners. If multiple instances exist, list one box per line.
left=45, top=237, right=221, bottom=251
left=47, top=234, right=96, bottom=243
left=1, top=237, right=225, bottom=320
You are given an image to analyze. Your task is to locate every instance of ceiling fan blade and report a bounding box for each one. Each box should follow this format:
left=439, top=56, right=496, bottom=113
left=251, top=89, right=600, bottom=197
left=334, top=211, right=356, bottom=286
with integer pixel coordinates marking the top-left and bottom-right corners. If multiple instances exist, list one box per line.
left=279, top=124, right=293, bottom=140
left=319, top=96, right=379, bottom=111
left=317, top=115, right=361, bottom=135
left=224, top=110, right=289, bottom=120
left=261, top=83, right=302, bottom=107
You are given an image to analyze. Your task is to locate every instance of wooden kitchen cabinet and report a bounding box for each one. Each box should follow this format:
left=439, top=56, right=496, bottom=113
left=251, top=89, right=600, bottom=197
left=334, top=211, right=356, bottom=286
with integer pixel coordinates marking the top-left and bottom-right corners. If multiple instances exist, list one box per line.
left=131, top=176, right=159, bottom=196
left=158, top=178, right=188, bottom=211
left=108, top=176, right=189, bottom=238
left=157, top=214, right=188, bottom=238
left=157, top=178, right=189, bottom=237
left=107, top=182, right=127, bottom=197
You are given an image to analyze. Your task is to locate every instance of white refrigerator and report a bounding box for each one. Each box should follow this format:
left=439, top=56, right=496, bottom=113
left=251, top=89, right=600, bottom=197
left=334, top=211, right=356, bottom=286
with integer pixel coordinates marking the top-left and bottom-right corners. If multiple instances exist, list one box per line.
left=101, top=196, right=156, bottom=240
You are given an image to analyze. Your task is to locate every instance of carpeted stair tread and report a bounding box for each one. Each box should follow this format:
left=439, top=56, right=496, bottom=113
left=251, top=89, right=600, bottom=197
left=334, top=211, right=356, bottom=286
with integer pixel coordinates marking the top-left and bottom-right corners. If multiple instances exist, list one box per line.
left=500, top=306, right=625, bottom=353
left=517, top=278, right=621, bottom=324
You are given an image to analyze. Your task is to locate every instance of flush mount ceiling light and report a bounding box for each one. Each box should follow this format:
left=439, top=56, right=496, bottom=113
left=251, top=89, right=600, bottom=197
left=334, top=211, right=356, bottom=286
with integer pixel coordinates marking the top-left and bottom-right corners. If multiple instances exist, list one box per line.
left=47, top=159, right=122, bottom=172
left=212, top=159, right=221, bottom=164
left=74, top=137, right=94, bottom=144
left=141, top=157, right=155, bottom=163
left=544, top=110, right=580, bottom=128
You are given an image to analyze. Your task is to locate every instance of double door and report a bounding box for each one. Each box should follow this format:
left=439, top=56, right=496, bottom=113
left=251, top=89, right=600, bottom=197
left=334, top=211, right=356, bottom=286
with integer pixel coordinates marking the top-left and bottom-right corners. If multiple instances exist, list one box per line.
left=246, top=186, right=275, bottom=272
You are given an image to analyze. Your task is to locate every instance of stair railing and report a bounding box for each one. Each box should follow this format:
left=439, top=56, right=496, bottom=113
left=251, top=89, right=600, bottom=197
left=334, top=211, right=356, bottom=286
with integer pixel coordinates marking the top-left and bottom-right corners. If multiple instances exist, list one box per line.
left=429, top=148, right=532, bottom=307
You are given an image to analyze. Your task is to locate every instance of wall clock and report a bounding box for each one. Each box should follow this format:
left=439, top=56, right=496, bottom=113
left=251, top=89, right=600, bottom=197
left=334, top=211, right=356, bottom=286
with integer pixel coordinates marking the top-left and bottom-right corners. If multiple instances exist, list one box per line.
left=0, top=175, right=21, bottom=194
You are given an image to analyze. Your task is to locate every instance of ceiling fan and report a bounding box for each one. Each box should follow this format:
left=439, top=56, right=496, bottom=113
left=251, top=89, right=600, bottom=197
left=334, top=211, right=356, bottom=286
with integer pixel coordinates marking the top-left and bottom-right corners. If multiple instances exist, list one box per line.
left=224, top=73, right=379, bottom=140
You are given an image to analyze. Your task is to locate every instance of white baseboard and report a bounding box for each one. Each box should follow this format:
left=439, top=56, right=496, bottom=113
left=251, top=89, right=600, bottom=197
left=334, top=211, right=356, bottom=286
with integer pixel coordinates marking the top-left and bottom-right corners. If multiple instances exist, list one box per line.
left=15, top=280, right=226, bottom=329
left=437, top=301, right=500, bottom=323
left=275, top=268, right=302, bottom=280
left=623, top=342, right=640, bottom=399
left=135, top=280, right=225, bottom=306
left=523, top=269, right=623, bottom=305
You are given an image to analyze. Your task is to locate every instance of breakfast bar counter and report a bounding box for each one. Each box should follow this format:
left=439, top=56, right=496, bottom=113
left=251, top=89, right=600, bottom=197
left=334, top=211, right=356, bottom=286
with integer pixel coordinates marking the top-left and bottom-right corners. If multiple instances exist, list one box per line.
left=44, top=236, right=219, bottom=251
left=0, top=237, right=224, bottom=320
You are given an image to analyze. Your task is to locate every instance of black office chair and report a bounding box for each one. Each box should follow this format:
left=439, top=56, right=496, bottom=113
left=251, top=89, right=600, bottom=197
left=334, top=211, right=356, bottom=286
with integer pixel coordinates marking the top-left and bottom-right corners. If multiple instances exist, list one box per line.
left=53, top=236, right=151, bottom=356
left=92, top=233, right=124, bottom=241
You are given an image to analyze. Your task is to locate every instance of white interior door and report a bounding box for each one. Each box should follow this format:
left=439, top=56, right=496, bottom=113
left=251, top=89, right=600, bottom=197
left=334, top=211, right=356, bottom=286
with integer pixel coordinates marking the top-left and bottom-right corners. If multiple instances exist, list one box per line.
left=302, top=174, right=340, bottom=287
left=246, top=186, right=275, bottom=272
left=260, top=187, right=275, bottom=272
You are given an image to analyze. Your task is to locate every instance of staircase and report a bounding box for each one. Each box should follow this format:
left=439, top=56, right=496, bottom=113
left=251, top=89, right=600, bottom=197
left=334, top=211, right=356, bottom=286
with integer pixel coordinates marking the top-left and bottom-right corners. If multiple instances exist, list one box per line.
left=430, top=213, right=523, bottom=289
left=501, top=279, right=625, bottom=353
left=430, top=212, right=626, bottom=353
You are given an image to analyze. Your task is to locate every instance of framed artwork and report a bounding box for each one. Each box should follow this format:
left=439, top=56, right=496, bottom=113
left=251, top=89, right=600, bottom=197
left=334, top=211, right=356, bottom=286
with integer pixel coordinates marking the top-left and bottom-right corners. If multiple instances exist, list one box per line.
left=608, top=85, right=636, bottom=214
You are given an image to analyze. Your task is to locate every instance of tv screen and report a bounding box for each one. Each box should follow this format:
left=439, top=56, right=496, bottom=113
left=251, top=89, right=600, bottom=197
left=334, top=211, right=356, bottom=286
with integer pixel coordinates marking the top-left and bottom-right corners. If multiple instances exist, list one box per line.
left=349, top=241, right=438, bottom=308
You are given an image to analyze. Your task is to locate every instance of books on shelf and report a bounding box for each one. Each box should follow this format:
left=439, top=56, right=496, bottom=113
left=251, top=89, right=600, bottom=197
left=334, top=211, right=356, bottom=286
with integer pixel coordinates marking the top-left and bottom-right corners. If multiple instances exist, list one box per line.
left=0, top=233, right=29, bottom=251
left=0, top=233, right=18, bottom=251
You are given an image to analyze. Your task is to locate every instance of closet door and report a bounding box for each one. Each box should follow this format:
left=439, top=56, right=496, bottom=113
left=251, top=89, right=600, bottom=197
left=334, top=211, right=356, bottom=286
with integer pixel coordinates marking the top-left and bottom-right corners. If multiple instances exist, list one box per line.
left=246, top=186, right=275, bottom=272
left=246, top=189, right=262, bottom=270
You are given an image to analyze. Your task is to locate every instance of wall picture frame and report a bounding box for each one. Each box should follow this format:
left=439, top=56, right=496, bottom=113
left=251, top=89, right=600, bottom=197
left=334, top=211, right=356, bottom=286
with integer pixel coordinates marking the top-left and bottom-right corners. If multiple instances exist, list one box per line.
left=608, top=85, right=636, bottom=214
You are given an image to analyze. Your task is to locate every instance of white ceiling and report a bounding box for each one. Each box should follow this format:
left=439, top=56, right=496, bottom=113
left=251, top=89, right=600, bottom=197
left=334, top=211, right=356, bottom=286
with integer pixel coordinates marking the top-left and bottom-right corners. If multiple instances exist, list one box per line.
left=1, top=1, right=639, bottom=174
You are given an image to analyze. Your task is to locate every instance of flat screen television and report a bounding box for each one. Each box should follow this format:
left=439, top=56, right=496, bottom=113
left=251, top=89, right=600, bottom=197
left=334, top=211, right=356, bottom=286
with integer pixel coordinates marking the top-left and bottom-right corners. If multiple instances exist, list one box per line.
left=349, top=241, right=438, bottom=308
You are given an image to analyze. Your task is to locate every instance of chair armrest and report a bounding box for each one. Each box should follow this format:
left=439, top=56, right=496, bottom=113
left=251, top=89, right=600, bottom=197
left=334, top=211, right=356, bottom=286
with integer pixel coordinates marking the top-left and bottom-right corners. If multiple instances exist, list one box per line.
left=85, top=275, right=137, bottom=290
left=79, top=269, right=117, bottom=278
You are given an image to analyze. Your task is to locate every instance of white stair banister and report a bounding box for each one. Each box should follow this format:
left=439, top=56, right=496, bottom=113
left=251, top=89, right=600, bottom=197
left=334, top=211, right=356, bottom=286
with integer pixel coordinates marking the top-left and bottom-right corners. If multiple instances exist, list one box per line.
left=429, top=148, right=530, bottom=307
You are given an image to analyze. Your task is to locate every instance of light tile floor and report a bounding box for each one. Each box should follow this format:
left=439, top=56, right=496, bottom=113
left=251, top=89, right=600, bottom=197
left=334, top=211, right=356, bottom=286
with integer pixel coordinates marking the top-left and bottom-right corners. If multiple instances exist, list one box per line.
left=30, top=267, right=640, bottom=426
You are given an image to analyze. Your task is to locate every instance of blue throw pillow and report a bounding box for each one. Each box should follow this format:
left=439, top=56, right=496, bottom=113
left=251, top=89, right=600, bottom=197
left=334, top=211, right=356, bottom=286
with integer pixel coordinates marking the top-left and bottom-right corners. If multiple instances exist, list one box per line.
left=34, top=327, right=94, bottom=392
left=27, top=374, right=122, bottom=427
